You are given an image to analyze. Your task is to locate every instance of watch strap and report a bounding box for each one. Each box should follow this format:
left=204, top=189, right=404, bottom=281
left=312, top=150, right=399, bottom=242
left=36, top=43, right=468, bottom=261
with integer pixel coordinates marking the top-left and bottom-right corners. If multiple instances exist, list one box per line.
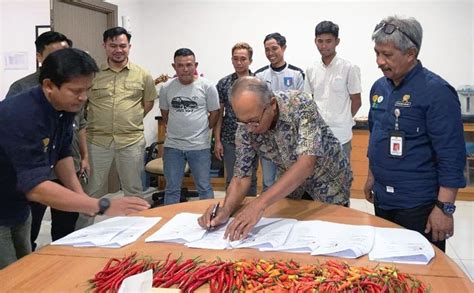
left=435, top=200, right=455, bottom=215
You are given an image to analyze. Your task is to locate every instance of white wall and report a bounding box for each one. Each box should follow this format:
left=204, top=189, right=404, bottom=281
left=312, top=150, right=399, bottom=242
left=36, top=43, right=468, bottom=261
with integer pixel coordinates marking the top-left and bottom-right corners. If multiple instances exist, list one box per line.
left=2, top=0, right=473, bottom=119
left=0, top=0, right=50, bottom=99
left=109, top=0, right=473, bottom=118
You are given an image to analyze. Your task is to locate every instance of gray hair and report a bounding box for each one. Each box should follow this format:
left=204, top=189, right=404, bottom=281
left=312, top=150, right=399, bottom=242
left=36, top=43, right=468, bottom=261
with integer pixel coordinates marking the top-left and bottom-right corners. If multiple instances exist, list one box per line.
left=230, top=76, right=273, bottom=106
left=372, top=16, right=423, bottom=56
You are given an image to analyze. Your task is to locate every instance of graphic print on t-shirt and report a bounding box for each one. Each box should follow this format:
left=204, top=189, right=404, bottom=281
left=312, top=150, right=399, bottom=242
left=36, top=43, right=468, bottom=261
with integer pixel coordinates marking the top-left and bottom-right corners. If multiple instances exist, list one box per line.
left=171, top=96, right=198, bottom=112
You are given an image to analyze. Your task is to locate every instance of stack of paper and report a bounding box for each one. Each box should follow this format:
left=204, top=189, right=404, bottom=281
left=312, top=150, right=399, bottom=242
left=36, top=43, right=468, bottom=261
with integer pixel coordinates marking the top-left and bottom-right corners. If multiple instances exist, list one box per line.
left=260, top=220, right=374, bottom=258
left=52, top=216, right=161, bottom=248
left=260, top=220, right=320, bottom=253
left=310, top=221, right=374, bottom=259
left=369, top=227, right=435, bottom=265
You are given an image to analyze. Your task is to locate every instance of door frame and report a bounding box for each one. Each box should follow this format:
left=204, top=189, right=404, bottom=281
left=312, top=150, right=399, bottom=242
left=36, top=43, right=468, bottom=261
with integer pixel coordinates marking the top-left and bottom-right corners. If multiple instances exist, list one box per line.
left=51, top=0, right=118, bottom=31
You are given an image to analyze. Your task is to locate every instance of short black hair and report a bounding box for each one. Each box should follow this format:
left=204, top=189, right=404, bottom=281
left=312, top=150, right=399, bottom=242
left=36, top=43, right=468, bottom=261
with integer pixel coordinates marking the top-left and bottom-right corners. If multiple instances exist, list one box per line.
left=315, top=21, right=339, bottom=38
left=35, top=31, right=73, bottom=54
left=174, top=48, right=195, bottom=59
left=264, top=32, right=286, bottom=47
left=103, top=26, right=131, bottom=43
left=39, top=48, right=99, bottom=88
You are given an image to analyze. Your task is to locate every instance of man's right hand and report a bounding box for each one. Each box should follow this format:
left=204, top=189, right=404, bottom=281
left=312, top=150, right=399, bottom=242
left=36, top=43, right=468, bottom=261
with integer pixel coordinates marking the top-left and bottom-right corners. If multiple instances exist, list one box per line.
left=213, top=140, right=224, bottom=161
left=198, top=204, right=230, bottom=230
left=105, top=197, right=150, bottom=216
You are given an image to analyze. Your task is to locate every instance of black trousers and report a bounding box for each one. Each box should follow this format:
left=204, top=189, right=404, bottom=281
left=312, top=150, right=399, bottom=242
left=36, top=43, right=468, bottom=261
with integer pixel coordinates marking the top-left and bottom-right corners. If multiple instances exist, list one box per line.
left=374, top=202, right=445, bottom=252
left=29, top=181, right=79, bottom=251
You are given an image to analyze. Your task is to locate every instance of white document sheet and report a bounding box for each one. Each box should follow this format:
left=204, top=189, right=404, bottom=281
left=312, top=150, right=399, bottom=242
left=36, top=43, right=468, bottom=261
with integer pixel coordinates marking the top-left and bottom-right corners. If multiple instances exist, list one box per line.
left=185, top=220, right=233, bottom=250
left=185, top=217, right=296, bottom=250
left=145, top=213, right=206, bottom=243
left=52, top=216, right=161, bottom=248
left=260, top=220, right=323, bottom=253
left=309, top=221, right=374, bottom=259
left=232, top=218, right=297, bottom=250
left=369, top=227, right=435, bottom=265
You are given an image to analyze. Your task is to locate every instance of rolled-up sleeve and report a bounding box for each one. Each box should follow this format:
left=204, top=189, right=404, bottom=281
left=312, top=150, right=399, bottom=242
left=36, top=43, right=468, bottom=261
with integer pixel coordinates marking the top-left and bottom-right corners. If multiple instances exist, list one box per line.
left=427, top=83, right=466, bottom=188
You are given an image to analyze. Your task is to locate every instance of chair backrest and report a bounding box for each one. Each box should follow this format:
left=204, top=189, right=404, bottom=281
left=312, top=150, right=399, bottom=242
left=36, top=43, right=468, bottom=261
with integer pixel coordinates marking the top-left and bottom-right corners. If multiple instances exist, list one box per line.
left=156, top=116, right=166, bottom=157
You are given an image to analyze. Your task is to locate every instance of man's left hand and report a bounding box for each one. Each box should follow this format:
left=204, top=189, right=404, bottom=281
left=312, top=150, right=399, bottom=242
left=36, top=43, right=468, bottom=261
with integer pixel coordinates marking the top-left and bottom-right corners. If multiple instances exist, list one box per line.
left=80, top=159, right=91, bottom=176
left=425, top=206, right=454, bottom=242
left=224, top=198, right=265, bottom=241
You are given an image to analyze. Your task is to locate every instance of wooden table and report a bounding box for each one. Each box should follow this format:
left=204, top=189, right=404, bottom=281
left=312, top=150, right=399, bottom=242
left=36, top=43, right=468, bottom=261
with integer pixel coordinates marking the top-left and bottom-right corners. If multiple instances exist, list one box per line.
left=1, top=198, right=472, bottom=292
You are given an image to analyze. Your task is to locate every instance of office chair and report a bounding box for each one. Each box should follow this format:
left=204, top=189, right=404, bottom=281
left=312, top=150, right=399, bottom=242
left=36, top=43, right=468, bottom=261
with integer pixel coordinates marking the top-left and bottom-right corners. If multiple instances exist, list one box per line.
left=145, top=116, right=198, bottom=207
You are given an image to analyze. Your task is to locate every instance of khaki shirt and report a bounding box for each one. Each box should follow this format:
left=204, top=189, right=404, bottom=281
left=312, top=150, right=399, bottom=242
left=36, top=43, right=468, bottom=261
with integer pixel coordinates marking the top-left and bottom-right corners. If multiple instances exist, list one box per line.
left=87, top=61, right=157, bottom=149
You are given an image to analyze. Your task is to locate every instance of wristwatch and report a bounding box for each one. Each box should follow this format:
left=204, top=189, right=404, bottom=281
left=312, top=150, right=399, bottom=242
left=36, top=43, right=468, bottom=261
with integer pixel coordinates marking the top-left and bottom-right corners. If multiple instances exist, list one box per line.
left=435, top=200, right=456, bottom=215
left=97, top=198, right=111, bottom=215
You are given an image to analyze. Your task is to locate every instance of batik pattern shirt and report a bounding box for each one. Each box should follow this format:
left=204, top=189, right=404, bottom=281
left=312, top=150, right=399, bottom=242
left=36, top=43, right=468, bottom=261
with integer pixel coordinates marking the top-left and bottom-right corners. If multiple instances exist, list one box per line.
left=234, top=90, right=352, bottom=205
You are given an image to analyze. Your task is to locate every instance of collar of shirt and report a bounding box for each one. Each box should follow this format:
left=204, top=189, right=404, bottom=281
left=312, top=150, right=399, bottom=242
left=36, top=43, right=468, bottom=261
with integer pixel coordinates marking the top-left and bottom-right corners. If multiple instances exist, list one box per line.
left=101, top=59, right=131, bottom=72
left=272, top=91, right=302, bottom=131
left=320, top=54, right=339, bottom=68
left=230, top=70, right=254, bottom=82
left=33, top=85, right=66, bottom=118
left=270, top=63, right=287, bottom=72
left=385, top=60, right=423, bottom=89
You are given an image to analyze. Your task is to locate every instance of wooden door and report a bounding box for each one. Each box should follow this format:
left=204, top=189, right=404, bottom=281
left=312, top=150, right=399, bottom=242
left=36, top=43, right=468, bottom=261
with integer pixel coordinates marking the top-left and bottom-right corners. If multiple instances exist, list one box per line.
left=51, top=0, right=117, bottom=65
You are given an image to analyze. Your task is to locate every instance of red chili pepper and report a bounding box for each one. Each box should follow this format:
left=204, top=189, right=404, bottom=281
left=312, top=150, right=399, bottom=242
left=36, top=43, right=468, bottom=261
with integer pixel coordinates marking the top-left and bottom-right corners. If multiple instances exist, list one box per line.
left=160, top=268, right=187, bottom=288
left=184, top=278, right=206, bottom=293
left=226, top=268, right=234, bottom=293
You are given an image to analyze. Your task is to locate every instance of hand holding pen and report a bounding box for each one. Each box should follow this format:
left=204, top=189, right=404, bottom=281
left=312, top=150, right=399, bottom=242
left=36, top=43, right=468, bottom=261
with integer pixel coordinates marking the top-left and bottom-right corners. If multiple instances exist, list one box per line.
left=207, top=202, right=220, bottom=231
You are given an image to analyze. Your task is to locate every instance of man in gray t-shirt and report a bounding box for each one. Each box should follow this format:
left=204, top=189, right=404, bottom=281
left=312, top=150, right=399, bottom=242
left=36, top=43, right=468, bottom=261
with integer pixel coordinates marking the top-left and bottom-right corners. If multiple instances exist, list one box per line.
left=159, top=48, right=220, bottom=205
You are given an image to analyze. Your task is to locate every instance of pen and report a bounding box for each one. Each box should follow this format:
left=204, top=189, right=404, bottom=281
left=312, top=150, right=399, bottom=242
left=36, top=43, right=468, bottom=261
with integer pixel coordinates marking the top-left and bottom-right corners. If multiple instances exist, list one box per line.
left=208, top=202, right=220, bottom=231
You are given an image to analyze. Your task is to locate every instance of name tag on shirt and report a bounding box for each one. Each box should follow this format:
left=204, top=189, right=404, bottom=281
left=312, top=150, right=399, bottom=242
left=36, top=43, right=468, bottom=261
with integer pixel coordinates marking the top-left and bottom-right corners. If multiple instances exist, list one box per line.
left=389, top=130, right=405, bottom=158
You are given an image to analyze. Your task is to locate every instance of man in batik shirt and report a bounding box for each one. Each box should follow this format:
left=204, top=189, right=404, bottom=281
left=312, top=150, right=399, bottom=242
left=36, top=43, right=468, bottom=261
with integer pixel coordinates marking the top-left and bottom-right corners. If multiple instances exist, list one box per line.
left=198, top=76, right=352, bottom=240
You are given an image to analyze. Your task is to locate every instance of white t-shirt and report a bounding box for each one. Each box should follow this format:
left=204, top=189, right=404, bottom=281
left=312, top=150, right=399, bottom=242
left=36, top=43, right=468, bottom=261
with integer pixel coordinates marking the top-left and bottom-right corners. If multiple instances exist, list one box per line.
left=305, top=56, right=361, bottom=144
left=159, top=77, right=220, bottom=150
left=255, top=63, right=305, bottom=92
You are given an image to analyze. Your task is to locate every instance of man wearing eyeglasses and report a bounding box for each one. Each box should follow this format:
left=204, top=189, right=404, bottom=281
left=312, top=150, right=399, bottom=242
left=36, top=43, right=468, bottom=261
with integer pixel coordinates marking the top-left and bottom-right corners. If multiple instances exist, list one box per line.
left=198, top=77, right=352, bottom=240
left=364, top=16, right=465, bottom=251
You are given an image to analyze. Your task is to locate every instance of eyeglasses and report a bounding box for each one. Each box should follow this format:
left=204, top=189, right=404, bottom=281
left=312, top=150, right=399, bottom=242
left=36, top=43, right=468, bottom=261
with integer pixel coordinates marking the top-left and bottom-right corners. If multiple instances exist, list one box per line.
left=374, top=22, right=419, bottom=49
left=236, top=105, right=269, bottom=129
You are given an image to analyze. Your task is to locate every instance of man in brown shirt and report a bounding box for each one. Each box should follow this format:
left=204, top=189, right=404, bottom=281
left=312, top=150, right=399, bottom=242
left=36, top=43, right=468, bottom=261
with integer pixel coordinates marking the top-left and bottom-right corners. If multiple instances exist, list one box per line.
left=81, top=27, right=156, bottom=226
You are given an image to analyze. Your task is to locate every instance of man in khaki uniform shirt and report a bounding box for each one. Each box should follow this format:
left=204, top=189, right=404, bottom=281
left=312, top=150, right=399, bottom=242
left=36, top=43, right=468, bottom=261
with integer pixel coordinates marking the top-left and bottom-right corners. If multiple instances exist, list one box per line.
left=84, top=27, right=156, bottom=216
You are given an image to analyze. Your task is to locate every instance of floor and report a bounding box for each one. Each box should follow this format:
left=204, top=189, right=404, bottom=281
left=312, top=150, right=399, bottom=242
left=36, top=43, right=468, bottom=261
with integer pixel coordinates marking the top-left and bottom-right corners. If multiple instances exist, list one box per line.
left=37, top=190, right=473, bottom=282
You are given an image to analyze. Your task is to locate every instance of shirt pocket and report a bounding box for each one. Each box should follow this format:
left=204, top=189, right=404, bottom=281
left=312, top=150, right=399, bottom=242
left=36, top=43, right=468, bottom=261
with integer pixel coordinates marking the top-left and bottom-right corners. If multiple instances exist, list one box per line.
left=124, top=81, right=144, bottom=99
left=399, top=107, right=426, bottom=138
left=91, top=82, right=111, bottom=99
left=331, top=76, right=346, bottom=93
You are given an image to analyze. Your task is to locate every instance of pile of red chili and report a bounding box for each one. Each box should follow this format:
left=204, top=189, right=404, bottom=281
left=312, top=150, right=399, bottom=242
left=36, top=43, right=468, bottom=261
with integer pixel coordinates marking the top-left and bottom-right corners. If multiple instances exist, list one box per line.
left=88, top=253, right=430, bottom=292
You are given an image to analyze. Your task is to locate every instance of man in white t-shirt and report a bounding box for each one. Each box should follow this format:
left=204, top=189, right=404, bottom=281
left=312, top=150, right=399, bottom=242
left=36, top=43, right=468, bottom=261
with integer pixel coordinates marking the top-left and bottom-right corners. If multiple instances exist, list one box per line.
left=159, top=48, right=220, bottom=205
left=255, top=32, right=305, bottom=191
left=305, top=21, right=361, bottom=160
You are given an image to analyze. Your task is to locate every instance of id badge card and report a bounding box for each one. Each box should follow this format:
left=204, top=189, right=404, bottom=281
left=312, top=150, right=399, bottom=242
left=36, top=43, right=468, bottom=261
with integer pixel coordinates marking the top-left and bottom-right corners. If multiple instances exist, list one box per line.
left=389, top=130, right=405, bottom=158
